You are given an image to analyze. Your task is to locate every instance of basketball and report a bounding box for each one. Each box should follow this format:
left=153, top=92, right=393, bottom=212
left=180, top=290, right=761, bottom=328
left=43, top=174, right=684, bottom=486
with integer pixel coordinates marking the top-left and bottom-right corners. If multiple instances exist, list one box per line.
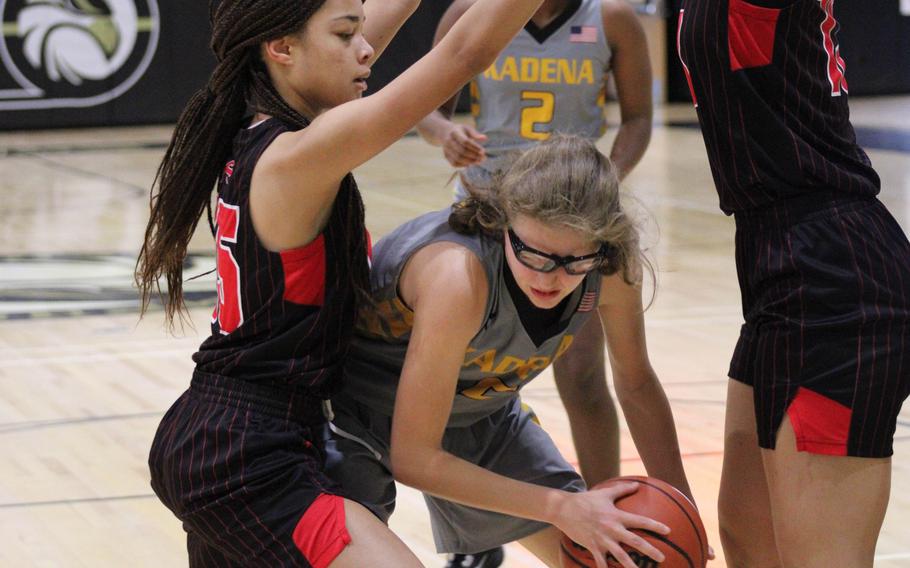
left=558, top=476, right=708, bottom=568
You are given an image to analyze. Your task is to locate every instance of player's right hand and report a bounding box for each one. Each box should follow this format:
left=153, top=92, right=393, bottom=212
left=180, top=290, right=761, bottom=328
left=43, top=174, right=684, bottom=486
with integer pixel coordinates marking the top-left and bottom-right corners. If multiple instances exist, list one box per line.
left=441, top=123, right=487, bottom=167
left=555, top=482, right=670, bottom=568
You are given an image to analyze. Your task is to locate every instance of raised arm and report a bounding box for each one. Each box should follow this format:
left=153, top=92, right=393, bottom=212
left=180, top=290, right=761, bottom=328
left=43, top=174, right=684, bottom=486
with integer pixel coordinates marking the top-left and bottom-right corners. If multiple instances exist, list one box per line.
left=389, top=244, right=670, bottom=568
left=362, top=0, right=421, bottom=63
left=252, top=0, right=542, bottom=249
left=601, top=0, right=652, bottom=180
left=596, top=273, right=693, bottom=500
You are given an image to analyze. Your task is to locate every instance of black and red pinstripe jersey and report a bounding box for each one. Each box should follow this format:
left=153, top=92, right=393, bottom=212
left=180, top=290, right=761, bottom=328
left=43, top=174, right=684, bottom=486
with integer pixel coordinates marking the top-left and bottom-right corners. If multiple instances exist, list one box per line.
left=676, top=0, right=880, bottom=214
left=192, top=118, right=369, bottom=398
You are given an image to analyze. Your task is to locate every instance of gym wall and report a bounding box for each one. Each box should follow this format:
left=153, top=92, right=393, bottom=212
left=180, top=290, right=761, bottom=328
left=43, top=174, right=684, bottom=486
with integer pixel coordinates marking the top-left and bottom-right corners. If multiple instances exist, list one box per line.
left=0, top=1, right=906, bottom=130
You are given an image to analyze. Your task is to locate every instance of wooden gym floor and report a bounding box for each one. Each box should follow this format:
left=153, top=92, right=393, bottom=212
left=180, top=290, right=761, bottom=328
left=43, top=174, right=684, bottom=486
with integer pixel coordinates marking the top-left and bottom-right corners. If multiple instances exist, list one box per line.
left=0, top=98, right=908, bottom=567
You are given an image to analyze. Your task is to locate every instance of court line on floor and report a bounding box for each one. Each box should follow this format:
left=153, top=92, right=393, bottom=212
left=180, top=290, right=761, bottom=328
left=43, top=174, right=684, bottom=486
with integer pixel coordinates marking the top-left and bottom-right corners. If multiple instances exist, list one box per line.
left=0, top=493, right=156, bottom=509
left=15, top=153, right=148, bottom=196
left=0, top=336, right=199, bottom=356
left=2, top=141, right=168, bottom=156
left=0, top=347, right=195, bottom=367
left=0, top=411, right=162, bottom=434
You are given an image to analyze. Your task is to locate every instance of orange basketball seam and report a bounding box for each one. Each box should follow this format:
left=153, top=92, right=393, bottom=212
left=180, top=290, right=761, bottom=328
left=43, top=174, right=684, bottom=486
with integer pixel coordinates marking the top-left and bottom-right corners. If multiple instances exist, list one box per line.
left=559, top=541, right=592, bottom=567
left=636, top=529, right=695, bottom=568
left=628, top=477, right=707, bottom=567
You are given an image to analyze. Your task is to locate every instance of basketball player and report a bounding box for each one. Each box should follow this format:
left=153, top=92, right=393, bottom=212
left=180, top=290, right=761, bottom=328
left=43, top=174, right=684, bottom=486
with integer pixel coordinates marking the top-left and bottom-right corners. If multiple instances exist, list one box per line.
left=416, top=4, right=653, bottom=563
left=677, top=1, right=910, bottom=566
left=325, top=135, right=695, bottom=568
left=133, top=0, right=549, bottom=565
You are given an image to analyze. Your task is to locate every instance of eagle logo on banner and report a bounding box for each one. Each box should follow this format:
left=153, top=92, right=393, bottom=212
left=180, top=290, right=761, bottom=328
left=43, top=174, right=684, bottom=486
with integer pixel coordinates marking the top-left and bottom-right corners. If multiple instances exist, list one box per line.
left=0, top=0, right=159, bottom=109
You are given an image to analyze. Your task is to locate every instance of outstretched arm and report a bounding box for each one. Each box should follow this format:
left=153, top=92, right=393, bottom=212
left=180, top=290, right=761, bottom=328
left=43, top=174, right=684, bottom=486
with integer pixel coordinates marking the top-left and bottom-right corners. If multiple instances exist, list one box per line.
left=363, top=0, right=421, bottom=63
left=601, top=0, right=652, bottom=180
left=597, top=274, right=693, bottom=501
left=252, top=0, right=543, bottom=250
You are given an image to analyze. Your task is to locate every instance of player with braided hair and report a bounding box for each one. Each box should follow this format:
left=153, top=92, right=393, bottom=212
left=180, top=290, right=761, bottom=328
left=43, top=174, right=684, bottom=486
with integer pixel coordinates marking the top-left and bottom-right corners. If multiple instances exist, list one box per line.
left=136, top=0, right=547, bottom=566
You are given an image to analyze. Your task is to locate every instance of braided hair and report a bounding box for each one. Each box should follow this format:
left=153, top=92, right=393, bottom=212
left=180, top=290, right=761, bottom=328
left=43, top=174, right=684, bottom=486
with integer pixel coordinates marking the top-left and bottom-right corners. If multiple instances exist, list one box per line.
left=136, top=0, right=369, bottom=327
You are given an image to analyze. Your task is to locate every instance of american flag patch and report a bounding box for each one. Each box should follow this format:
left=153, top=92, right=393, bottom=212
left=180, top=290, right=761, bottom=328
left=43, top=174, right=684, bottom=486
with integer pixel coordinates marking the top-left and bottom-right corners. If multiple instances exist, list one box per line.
left=578, top=291, right=597, bottom=312
left=569, top=25, right=597, bottom=43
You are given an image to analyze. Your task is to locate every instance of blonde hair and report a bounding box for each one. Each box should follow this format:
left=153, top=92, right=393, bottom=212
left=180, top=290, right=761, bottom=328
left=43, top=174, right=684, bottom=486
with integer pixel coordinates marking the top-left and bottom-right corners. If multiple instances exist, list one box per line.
left=449, top=134, right=649, bottom=285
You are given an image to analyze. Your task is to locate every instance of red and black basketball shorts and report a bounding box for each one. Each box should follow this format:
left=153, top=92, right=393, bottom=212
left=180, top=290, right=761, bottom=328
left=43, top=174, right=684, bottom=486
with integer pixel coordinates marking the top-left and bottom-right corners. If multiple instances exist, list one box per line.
left=148, top=372, right=351, bottom=567
left=729, top=194, right=910, bottom=458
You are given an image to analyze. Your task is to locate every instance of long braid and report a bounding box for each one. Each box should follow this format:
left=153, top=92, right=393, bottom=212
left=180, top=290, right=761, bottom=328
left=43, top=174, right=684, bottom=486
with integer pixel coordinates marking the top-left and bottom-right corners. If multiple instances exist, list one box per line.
left=138, top=0, right=379, bottom=327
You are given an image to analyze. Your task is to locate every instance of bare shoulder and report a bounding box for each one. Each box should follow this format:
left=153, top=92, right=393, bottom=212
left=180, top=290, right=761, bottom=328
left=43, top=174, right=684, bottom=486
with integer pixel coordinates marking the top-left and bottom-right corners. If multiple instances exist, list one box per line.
left=600, top=0, right=644, bottom=38
left=400, top=240, right=489, bottom=318
left=597, top=270, right=643, bottom=309
left=600, top=0, right=638, bottom=20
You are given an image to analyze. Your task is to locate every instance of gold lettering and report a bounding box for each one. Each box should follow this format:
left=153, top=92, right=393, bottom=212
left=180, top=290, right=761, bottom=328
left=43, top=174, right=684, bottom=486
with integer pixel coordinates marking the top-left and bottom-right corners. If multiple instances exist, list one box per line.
left=540, top=58, right=556, bottom=83
left=557, top=59, right=577, bottom=84
left=464, top=349, right=496, bottom=372
left=461, top=377, right=518, bottom=400
left=494, top=356, right=524, bottom=374
left=482, top=61, right=500, bottom=81
left=554, top=335, right=575, bottom=359
left=578, top=60, right=594, bottom=84
left=520, top=57, right=539, bottom=82
left=500, top=56, right=519, bottom=81
left=515, top=356, right=551, bottom=380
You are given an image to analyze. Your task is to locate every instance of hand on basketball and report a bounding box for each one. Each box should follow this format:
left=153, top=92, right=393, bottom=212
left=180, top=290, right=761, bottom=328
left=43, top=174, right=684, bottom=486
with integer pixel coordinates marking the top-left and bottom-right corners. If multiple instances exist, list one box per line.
left=557, top=481, right=670, bottom=568
left=441, top=123, right=487, bottom=167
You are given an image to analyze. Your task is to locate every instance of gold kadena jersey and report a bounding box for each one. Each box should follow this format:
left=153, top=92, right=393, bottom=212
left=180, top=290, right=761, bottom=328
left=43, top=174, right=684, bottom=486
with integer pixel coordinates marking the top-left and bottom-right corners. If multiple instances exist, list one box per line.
left=465, top=0, right=611, bottom=186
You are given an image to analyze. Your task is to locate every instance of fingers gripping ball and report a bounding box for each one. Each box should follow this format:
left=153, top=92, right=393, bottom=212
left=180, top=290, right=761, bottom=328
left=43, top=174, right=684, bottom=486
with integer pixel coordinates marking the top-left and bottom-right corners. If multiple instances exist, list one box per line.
left=559, top=476, right=708, bottom=568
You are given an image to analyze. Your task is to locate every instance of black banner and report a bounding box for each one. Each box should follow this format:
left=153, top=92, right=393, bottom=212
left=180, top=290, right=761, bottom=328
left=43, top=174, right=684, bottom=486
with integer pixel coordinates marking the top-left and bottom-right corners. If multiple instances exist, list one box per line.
left=0, top=0, right=212, bottom=130
left=0, top=1, right=458, bottom=131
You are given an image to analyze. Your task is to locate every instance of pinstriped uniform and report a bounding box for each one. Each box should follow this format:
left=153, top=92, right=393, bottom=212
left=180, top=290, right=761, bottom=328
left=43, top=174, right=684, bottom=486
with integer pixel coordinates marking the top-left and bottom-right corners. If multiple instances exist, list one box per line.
left=148, top=118, right=368, bottom=566
left=678, top=0, right=910, bottom=456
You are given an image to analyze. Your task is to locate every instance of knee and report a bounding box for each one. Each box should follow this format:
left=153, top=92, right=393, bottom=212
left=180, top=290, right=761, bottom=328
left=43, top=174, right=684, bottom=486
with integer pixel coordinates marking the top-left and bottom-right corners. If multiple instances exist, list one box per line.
left=719, top=527, right=781, bottom=568
left=718, top=499, right=780, bottom=568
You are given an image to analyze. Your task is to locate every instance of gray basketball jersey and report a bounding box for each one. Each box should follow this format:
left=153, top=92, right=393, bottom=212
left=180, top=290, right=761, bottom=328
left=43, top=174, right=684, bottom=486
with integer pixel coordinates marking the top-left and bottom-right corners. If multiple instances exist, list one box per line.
left=464, top=0, right=611, bottom=188
left=343, top=208, right=602, bottom=427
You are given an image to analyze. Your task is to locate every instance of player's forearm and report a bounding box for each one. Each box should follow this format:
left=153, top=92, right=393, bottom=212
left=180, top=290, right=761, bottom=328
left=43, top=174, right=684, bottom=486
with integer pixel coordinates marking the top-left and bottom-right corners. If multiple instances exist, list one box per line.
left=609, top=116, right=651, bottom=181
left=616, top=373, right=693, bottom=502
left=566, top=396, right=621, bottom=484
left=438, top=0, right=545, bottom=82
left=363, top=0, right=421, bottom=63
left=416, top=110, right=456, bottom=146
left=391, top=444, right=569, bottom=525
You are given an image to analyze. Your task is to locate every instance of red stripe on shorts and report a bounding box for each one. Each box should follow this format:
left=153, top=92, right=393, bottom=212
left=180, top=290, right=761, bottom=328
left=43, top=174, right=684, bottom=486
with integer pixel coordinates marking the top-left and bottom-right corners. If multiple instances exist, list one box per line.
left=786, top=386, right=851, bottom=456
left=292, top=493, right=351, bottom=568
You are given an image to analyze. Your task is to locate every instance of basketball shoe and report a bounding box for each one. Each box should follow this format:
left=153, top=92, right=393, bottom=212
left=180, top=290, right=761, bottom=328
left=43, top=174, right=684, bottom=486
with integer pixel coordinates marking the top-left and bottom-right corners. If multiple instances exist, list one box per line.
left=444, top=547, right=505, bottom=568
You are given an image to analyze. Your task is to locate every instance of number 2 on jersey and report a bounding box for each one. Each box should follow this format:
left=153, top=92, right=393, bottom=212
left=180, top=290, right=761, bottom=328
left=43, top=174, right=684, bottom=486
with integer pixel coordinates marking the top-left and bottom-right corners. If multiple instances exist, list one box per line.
left=213, top=198, right=243, bottom=334
left=520, top=90, right=555, bottom=141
